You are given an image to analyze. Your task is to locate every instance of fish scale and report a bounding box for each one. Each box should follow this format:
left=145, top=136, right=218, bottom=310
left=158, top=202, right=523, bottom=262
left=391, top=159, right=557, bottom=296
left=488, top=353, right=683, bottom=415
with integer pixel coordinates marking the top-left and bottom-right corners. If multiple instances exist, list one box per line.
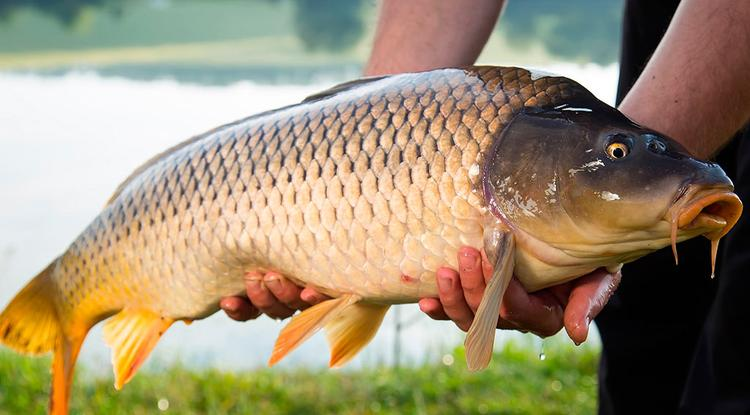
left=51, top=67, right=577, bottom=322
left=2, top=66, right=742, bottom=414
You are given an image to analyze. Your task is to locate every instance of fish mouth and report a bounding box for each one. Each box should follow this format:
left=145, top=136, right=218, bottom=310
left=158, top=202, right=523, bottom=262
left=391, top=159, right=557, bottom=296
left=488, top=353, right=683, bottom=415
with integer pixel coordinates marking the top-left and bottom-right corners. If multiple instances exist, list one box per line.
left=667, top=186, right=743, bottom=275
left=673, top=190, right=742, bottom=238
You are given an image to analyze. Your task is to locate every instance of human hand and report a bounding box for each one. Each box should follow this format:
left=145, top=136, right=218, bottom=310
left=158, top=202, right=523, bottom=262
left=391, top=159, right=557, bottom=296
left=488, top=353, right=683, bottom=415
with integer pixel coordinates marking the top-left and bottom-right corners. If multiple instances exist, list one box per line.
left=418, top=247, right=621, bottom=344
left=219, top=271, right=331, bottom=321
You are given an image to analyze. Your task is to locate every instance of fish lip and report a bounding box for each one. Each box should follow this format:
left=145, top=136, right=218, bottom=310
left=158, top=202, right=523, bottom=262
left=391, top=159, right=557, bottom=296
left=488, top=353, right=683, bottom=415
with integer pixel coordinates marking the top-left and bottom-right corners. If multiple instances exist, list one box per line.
left=669, top=186, right=743, bottom=239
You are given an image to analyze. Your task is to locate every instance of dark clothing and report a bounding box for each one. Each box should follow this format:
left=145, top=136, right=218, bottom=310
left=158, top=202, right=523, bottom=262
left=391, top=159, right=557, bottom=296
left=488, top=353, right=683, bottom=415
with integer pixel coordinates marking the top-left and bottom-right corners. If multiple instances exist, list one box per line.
left=596, top=0, right=750, bottom=414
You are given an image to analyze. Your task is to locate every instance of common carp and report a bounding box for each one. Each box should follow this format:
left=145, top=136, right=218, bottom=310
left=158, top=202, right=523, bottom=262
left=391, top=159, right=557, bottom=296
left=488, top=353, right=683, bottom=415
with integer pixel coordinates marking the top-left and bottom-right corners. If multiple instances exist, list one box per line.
left=0, top=66, right=742, bottom=414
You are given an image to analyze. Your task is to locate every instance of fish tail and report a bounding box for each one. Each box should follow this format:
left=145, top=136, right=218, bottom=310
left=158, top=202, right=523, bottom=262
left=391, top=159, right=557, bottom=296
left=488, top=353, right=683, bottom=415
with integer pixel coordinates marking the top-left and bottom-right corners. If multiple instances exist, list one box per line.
left=0, top=261, right=61, bottom=355
left=0, top=259, right=87, bottom=415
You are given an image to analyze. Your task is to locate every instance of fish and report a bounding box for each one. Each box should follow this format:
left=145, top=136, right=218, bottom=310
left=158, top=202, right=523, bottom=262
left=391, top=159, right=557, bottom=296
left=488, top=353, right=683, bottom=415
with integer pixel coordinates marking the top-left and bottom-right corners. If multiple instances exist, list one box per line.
left=0, top=66, right=742, bottom=414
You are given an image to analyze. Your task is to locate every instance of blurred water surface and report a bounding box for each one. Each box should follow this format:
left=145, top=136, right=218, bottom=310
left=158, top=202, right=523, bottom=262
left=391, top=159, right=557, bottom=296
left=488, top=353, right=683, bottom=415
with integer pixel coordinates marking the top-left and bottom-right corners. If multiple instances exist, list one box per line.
left=0, top=0, right=621, bottom=372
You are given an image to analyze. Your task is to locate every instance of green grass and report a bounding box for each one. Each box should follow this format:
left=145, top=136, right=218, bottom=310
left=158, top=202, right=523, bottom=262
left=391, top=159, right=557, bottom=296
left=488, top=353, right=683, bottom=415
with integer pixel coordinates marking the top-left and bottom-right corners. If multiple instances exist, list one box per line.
left=0, top=340, right=598, bottom=414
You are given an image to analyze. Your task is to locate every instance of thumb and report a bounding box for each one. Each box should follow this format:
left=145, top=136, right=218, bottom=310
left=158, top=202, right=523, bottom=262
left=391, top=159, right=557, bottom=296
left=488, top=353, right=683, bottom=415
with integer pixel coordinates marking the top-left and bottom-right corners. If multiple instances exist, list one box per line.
left=563, top=269, right=621, bottom=345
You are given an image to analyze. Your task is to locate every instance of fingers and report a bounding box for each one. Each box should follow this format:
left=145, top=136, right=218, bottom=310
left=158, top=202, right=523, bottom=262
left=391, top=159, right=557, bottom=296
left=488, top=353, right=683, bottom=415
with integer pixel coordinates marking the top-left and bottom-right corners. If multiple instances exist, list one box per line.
left=222, top=270, right=333, bottom=322
left=262, top=272, right=309, bottom=310
left=423, top=246, right=564, bottom=335
left=418, top=297, right=449, bottom=320
left=457, top=247, right=486, bottom=312
left=435, top=267, right=475, bottom=331
left=419, top=247, right=620, bottom=343
left=499, top=278, right=564, bottom=337
left=421, top=247, right=487, bottom=329
left=219, top=296, right=261, bottom=321
left=563, top=268, right=622, bottom=345
left=300, top=287, right=332, bottom=306
left=244, top=271, right=295, bottom=320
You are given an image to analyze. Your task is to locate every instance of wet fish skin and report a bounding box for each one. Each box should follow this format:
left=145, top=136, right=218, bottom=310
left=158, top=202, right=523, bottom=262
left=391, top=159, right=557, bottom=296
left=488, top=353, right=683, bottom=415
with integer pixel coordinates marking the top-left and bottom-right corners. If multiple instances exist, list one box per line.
left=0, top=66, right=585, bottom=414
left=2, top=65, right=740, bottom=414
left=53, top=66, right=581, bottom=324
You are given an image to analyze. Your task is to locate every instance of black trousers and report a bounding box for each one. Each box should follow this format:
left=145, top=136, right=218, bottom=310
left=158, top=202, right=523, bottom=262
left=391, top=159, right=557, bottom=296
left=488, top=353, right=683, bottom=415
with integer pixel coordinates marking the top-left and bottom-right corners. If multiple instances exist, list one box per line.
left=596, top=1, right=750, bottom=413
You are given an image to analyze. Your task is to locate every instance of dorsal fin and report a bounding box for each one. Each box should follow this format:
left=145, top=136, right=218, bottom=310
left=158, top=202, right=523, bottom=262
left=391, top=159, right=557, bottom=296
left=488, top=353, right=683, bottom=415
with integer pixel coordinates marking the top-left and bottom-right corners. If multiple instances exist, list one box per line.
left=104, top=112, right=265, bottom=207
left=302, top=75, right=389, bottom=103
left=106, top=75, right=389, bottom=207
left=105, top=135, right=201, bottom=206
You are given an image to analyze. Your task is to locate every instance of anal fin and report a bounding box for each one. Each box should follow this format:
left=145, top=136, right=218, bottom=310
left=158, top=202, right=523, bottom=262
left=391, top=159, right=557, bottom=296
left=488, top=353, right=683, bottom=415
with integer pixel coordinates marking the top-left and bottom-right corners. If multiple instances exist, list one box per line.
left=465, top=232, right=515, bottom=371
left=325, top=303, right=389, bottom=368
left=102, top=309, right=174, bottom=390
left=269, top=294, right=360, bottom=366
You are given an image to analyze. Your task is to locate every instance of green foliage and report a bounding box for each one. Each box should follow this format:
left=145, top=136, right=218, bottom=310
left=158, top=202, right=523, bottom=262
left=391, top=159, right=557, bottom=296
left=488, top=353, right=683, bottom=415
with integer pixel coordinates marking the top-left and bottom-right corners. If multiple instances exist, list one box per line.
left=0, top=0, right=124, bottom=27
left=291, top=0, right=366, bottom=52
left=0, top=340, right=599, bottom=414
left=500, top=0, right=623, bottom=65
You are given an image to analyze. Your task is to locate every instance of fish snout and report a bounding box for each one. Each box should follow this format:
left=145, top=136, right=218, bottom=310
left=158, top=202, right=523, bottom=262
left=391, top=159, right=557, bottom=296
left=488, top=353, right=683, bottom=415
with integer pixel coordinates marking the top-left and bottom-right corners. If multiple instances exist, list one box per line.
left=673, top=187, right=743, bottom=240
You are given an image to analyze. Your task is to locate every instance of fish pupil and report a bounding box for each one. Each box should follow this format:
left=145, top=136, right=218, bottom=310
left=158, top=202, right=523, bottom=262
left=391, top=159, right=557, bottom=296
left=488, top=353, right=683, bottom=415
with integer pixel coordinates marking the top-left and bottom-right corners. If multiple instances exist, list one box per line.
left=613, top=147, right=625, bottom=158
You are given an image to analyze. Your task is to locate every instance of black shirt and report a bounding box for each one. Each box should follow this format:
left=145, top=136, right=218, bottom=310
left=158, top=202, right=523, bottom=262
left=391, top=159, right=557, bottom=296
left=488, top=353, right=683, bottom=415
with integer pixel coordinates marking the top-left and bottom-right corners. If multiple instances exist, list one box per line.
left=597, top=1, right=750, bottom=414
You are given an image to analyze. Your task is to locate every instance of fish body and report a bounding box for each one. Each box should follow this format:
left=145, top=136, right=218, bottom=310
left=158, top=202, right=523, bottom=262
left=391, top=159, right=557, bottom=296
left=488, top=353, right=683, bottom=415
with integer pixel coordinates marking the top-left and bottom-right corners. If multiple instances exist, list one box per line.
left=0, top=66, right=742, bottom=414
left=50, top=67, right=584, bottom=321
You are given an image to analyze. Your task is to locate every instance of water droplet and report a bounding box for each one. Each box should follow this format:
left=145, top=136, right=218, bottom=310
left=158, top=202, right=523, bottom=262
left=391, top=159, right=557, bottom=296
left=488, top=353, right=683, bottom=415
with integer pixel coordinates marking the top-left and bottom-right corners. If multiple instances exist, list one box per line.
left=157, top=398, right=169, bottom=411
left=537, top=337, right=547, bottom=361
left=441, top=354, right=455, bottom=366
left=550, top=380, right=562, bottom=392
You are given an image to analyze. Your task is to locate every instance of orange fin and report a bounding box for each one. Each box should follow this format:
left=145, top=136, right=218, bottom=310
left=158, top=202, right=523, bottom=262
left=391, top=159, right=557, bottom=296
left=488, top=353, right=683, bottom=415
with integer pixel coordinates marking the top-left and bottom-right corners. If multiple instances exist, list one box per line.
left=102, top=309, right=174, bottom=390
left=0, top=261, right=60, bottom=355
left=465, top=232, right=515, bottom=371
left=325, top=303, right=389, bottom=368
left=269, top=294, right=360, bottom=366
left=50, top=335, right=85, bottom=415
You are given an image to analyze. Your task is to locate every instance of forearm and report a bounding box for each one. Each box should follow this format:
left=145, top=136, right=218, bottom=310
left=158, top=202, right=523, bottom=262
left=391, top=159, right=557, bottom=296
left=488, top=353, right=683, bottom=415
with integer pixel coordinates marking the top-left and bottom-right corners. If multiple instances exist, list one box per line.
left=364, top=0, right=504, bottom=76
left=619, top=0, right=750, bottom=159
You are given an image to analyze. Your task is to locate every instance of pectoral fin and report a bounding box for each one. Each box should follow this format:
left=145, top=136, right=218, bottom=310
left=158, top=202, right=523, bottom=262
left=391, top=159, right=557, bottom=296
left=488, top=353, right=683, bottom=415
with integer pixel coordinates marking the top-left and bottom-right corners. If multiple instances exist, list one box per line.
left=325, top=303, right=390, bottom=368
left=102, top=309, right=174, bottom=390
left=464, top=232, right=515, bottom=371
left=269, top=294, right=360, bottom=366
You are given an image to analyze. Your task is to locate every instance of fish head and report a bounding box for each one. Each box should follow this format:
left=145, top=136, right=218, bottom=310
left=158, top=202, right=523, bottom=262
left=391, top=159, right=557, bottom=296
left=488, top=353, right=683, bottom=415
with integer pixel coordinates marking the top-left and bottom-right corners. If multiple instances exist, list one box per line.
left=483, top=100, right=742, bottom=289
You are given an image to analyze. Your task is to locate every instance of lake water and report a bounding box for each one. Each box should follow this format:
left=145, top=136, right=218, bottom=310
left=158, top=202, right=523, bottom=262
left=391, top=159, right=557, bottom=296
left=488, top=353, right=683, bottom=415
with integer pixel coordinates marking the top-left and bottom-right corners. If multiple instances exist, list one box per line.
left=0, top=62, right=615, bottom=373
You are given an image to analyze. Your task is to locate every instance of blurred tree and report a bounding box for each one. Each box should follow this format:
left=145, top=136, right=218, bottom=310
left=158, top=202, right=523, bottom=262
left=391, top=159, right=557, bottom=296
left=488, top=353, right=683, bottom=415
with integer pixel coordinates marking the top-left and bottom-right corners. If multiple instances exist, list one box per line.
left=500, top=0, right=623, bottom=65
left=291, top=0, right=366, bottom=52
left=0, top=0, right=123, bottom=27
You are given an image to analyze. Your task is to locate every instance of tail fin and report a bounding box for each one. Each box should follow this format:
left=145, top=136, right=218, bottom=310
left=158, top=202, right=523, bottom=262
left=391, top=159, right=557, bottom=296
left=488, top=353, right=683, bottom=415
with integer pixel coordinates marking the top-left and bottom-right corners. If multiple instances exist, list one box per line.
left=0, top=261, right=60, bottom=355
left=0, top=260, right=86, bottom=415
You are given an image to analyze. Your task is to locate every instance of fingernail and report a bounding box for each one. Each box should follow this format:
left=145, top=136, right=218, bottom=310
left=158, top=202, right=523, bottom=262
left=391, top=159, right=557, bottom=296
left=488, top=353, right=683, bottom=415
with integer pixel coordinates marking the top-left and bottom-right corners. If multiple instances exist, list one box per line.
left=246, top=277, right=261, bottom=291
left=300, top=291, right=314, bottom=303
left=264, top=275, right=280, bottom=290
left=459, top=251, right=478, bottom=272
left=575, top=316, right=591, bottom=346
left=437, top=274, right=453, bottom=291
left=220, top=300, right=236, bottom=312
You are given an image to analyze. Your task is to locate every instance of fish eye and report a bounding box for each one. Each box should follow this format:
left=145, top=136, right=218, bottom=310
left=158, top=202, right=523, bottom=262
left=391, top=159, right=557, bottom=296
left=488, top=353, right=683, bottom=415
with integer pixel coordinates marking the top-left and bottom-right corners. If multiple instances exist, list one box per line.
left=606, top=140, right=630, bottom=159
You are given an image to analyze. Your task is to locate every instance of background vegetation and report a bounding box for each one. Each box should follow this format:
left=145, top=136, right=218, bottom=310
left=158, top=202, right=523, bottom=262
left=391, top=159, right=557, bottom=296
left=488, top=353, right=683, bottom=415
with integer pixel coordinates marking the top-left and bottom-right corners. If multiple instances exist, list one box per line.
left=0, top=340, right=598, bottom=414
left=1, top=1, right=616, bottom=413
left=0, top=0, right=623, bottom=84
